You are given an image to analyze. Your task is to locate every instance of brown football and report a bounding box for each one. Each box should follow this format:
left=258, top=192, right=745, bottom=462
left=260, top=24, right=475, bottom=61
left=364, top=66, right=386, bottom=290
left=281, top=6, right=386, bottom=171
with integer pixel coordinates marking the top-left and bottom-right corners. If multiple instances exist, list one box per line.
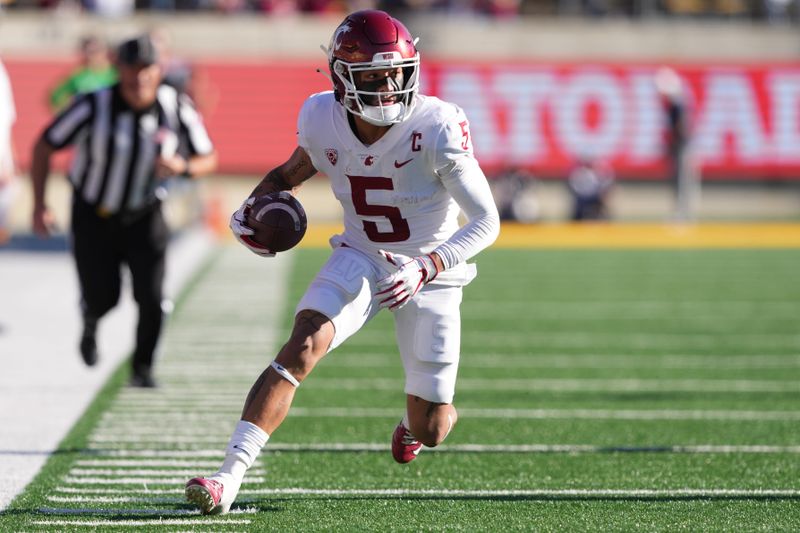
left=245, top=192, right=307, bottom=252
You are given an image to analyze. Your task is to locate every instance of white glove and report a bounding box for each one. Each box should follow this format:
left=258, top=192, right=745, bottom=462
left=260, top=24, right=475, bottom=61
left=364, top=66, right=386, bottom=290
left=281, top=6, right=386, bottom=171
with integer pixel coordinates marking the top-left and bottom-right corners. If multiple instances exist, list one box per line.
left=229, top=197, right=275, bottom=258
left=375, top=253, right=439, bottom=311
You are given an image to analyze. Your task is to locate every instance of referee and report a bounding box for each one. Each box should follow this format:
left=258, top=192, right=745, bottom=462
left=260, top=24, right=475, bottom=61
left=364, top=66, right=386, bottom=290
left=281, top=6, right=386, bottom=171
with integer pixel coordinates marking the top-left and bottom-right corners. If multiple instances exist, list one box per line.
left=31, top=34, right=218, bottom=387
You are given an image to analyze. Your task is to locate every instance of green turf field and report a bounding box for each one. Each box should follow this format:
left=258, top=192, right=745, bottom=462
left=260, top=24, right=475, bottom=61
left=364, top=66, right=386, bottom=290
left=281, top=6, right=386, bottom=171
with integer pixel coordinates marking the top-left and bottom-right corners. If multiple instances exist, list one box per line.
left=2, top=246, right=799, bottom=531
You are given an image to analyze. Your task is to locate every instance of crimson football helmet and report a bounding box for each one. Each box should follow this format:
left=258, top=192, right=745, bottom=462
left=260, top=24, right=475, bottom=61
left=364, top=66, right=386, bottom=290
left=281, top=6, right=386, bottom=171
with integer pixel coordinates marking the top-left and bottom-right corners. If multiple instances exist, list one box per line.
left=324, top=10, right=420, bottom=126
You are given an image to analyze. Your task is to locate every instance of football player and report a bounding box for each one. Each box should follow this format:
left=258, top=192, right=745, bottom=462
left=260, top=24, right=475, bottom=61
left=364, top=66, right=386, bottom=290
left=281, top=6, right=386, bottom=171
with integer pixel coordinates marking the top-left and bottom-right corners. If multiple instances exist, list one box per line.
left=186, top=9, right=500, bottom=514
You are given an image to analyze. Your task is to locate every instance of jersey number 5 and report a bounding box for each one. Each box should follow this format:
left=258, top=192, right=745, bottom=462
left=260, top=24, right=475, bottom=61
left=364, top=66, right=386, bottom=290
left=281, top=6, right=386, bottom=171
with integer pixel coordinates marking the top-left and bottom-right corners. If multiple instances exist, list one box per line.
left=348, top=175, right=410, bottom=243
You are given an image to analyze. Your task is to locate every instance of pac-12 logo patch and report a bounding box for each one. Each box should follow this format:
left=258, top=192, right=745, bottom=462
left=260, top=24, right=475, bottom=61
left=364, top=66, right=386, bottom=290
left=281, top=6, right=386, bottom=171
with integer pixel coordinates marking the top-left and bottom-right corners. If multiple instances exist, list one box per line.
left=325, top=149, right=338, bottom=166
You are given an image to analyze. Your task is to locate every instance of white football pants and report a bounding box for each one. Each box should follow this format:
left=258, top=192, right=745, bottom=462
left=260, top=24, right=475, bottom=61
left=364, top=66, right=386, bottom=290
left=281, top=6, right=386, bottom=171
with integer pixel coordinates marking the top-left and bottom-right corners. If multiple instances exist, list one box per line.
left=296, top=245, right=463, bottom=404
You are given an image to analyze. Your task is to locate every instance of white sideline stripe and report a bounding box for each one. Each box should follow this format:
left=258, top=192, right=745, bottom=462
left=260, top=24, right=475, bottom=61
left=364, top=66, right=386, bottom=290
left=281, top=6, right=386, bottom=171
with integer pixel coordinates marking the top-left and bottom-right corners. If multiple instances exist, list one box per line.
left=153, top=373, right=255, bottom=380
left=99, top=412, right=241, bottom=420
left=108, top=378, right=800, bottom=393
left=53, top=487, right=207, bottom=494
left=74, top=460, right=227, bottom=468
left=62, top=476, right=266, bottom=484
left=96, top=407, right=800, bottom=422
left=460, top=310, right=799, bottom=321
left=453, top=408, right=800, bottom=421
left=32, top=519, right=251, bottom=526
left=242, top=488, right=800, bottom=498
left=325, top=353, right=800, bottom=370
left=45, top=495, right=255, bottom=506
left=353, top=329, right=800, bottom=345
left=89, top=433, right=230, bottom=442
left=93, top=427, right=237, bottom=436
left=48, top=496, right=185, bottom=504
left=36, top=507, right=239, bottom=516
left=43, top=489, right=800, bottom=500
left=36, top=507, right=256, bottom=516
left=155, top=357, right=800, bottom=372
left=340, top=377, right=800, bottom=393
left=466, top=299, right=800, bottom=309
left=72, top=443, right=800, bottom=456
left=69, top=468, right=265, bottom=476
left=98, top=412, right=238, bottom=421
left=257, top=443, right=800, bottom=454
left=81, top=450, right=227, bottom=458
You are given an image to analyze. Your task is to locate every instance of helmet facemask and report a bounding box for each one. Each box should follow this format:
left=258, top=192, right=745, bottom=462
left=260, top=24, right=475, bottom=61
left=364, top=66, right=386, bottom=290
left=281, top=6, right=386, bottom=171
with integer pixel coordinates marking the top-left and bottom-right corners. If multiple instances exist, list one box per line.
left=331, top=51, right=420, bottom=127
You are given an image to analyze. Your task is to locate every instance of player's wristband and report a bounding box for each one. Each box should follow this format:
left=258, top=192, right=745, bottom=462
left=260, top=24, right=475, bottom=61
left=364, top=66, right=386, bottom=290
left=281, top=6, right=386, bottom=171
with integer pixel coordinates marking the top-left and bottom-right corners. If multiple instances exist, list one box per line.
left=416, top=254, right=439, bottom=283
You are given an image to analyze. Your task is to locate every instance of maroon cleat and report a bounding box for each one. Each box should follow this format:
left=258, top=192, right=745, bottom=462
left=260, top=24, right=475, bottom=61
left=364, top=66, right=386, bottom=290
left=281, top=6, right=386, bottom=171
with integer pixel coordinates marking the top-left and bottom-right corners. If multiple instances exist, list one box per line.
left=391, top=422, right=423, bottom=464
left=185, top=477, right=229, bottom=515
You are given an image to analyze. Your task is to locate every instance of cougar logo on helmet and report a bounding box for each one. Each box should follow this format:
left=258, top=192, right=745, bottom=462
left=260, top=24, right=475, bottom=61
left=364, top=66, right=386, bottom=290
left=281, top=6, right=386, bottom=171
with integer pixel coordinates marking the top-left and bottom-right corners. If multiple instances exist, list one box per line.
left=322, top=10, right=420, bottom=127
left=332, top=22, right=352, bottom=53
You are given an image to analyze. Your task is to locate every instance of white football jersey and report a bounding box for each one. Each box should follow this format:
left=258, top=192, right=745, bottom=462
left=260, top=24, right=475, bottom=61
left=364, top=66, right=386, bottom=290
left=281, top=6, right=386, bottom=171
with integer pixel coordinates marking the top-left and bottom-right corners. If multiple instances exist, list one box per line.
left=297, top=91, right=477, bottom=261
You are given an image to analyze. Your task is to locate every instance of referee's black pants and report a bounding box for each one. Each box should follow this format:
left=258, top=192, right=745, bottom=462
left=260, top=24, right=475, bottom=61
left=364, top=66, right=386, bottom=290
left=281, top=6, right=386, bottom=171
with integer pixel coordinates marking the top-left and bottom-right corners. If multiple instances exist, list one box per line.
left=71, top=198, right=168, bottom=376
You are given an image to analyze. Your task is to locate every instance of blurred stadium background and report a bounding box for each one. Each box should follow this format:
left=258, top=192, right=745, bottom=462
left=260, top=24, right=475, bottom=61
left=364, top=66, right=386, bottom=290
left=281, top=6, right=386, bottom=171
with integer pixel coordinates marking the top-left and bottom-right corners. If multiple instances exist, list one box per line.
left=1, top=0, right=799, bottom=234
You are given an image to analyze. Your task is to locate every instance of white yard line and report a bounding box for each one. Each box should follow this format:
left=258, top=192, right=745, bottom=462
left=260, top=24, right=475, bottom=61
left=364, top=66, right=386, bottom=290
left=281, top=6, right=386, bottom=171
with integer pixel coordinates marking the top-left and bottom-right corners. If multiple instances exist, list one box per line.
left=350, top=331, right=800, bottom=350
left=323, top=353, right=800, bottom=369
left=74, top=460, right=229, bottom=468
left=81, top=450, right=227, bottom=458
left=73, top=459, right=228, bottom=468
left=54, top=487, right=200, bottom=494
left=71, top=443, right=800, bottom=455
left=37, top=507, right=199, bottom=515
left=241, top=488, right=800, bottom=497
left=511, top=407, right=797, bottom=420
left=43, top=488, right=800, bottom=499
left=93, top=407, right=800, bottom=423
left=92, top=425, right=239, bottom=437
left=107, top=377, right=800, bottom=394
left=35, top=506, right=256, bottom=515
left=465, top=299, right=800, bottom=310
left=89, top=436, right=229, bottom=444
left=254, top=443, right=800, bottom=454
left=62, top=476, right=266, bottom=484
left=45, top=486, right=800, bottom=505
left=47, top=495, right=186, bottom=504
left=31, top=518, right=251, bottom=526
left=68, top=468, right=265, bottom=476
left=96, top=412, right=241, bottom=420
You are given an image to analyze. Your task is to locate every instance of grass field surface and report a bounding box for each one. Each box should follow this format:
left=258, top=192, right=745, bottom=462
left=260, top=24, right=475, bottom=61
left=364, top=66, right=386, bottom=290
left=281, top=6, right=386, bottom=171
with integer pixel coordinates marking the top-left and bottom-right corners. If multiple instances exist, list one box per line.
left=1, top=242, right=799, bottom=531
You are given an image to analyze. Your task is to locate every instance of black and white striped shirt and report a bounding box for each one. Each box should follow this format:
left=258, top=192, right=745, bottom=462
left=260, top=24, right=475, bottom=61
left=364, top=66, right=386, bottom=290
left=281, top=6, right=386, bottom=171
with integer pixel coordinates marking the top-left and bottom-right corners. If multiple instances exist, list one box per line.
left=44, top=83, right=214, bottom=215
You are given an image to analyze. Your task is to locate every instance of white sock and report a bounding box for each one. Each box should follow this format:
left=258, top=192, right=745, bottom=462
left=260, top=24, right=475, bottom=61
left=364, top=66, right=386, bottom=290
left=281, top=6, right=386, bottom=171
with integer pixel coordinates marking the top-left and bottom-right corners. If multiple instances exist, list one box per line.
left=401, top=413, right=410, bottom=430
left=212, top=420, right=269, bottom=487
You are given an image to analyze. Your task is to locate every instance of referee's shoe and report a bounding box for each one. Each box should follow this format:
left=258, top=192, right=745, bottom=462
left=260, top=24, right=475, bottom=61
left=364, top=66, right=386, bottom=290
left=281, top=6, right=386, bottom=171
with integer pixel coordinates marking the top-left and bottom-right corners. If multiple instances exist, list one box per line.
left=79, top=318, right=98, bottom=367
left=130, top=365, right=157, bottom=388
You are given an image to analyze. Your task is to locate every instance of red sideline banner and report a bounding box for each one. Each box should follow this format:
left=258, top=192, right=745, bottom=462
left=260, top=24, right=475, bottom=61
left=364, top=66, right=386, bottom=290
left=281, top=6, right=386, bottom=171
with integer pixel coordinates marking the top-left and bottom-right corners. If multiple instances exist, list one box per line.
left=6, top=59, right=800, bottom=179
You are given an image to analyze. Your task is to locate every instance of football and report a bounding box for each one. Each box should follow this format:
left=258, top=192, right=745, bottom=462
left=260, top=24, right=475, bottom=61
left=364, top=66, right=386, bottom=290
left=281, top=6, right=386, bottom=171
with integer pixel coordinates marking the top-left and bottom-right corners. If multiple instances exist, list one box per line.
left=245, top=191, right=307, bottom=252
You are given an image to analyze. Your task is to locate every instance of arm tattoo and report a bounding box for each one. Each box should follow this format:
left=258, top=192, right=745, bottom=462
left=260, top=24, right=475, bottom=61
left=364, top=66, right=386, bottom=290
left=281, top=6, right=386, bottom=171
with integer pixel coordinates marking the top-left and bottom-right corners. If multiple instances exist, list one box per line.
left=252, top=150, right=314, bottom=197
left=253, top=169, right=291, bottom=196
left=285, top=157, right=311, bottom=183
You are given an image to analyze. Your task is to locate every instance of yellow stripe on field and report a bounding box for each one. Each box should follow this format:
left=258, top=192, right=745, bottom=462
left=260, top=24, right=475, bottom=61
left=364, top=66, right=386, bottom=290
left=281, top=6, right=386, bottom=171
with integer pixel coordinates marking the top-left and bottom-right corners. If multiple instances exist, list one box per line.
left=494, top=223, right=800, bottom=248
left=297, top=223, right=800, bottom=249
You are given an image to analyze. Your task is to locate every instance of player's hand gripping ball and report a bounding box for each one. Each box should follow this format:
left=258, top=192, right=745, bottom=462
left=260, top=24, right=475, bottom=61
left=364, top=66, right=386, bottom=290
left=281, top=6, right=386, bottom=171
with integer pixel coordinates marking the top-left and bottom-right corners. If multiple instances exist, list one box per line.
left=245, top=191, right=308, bottom=252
